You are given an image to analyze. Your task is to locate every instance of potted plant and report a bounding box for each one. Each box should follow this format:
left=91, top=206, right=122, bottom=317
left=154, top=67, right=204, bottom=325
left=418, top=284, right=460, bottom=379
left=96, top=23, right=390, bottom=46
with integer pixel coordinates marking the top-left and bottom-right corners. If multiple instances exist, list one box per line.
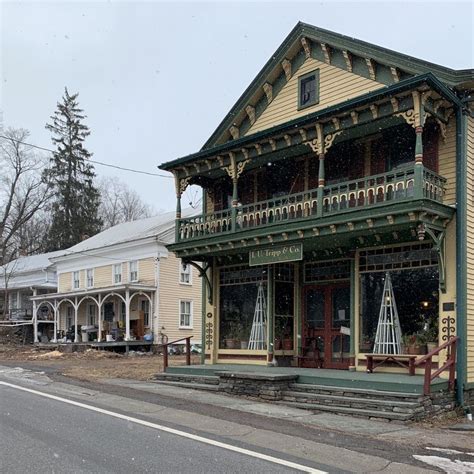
left=359, top=336, right=373, bottom=352
left=403, top=334, right=426, bottom=355
left=425, top=325, right=438, bottom=353
left=224, top=322, right=241, bottom=349
left=281, top=318, right=294, bottom=351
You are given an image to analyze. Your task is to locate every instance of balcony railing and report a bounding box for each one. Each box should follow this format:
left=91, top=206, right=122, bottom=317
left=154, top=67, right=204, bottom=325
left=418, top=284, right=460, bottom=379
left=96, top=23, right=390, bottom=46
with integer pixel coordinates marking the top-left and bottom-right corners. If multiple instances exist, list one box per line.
left=176, top=165, right=446, bottom=243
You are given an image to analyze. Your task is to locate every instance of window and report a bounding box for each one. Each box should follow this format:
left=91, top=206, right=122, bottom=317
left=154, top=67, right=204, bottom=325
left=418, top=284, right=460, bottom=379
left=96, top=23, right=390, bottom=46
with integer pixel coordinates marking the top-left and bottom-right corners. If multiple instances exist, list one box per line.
left=86, top=269, right=94, bottom=288
left=66, top=305, right=74, bottom=329
left=129, top=260, right=138, bottom=282
left=141, top=299, right=150, bottom=327
left=87, top=304, right=97, bottom=325
left=113, top=264, right=122, bottom=284
left=298, top=69, right=319, bottom=109
left=179, top=261, right=192, bottom=284
left=72, top=271, right=80, bottom=289
left=179, top=300, right=192, bottom=328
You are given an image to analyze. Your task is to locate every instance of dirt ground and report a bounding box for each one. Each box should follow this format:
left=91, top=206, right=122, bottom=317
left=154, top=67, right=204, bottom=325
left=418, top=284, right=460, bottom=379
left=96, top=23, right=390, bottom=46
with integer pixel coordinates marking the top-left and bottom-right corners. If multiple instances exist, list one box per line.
left=0, top=345, right=200, bottom=381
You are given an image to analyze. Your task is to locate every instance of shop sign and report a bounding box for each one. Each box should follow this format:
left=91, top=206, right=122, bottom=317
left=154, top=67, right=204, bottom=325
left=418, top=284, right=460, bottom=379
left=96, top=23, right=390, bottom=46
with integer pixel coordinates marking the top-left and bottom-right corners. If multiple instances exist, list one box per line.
left=249, top=243, right=303, bottom=266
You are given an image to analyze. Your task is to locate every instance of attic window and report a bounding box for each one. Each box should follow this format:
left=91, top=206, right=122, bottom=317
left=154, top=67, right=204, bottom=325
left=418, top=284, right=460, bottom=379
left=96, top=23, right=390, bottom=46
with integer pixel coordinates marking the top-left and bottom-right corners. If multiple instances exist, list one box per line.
left=298, top=69, right=319, bottom=109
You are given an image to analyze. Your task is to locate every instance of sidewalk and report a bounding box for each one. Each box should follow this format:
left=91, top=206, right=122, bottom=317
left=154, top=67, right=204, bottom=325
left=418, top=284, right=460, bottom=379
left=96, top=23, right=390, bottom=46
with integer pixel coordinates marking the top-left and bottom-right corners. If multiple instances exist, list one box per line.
left=100, top=377, right=474, bottom=450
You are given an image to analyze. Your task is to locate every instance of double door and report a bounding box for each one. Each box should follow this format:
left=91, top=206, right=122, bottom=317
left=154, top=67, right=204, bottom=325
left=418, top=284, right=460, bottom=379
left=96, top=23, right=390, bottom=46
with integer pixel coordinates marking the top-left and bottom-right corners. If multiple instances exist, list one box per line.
left=303, top=284, right=351, bottom=369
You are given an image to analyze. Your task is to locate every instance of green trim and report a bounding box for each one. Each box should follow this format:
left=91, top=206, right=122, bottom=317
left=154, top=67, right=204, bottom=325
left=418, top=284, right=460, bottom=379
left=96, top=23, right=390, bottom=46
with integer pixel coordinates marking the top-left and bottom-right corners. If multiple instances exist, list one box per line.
left=267, top=266, right=274, bottom=360
left=200, top=22, right=473, bottom=150
left=297, top=69, right=320, bottom=110
left=201, top=264, right=206, bottom=364
left=349, top=258, right=356, bottom=360
left=455, top=109, right=468, bottom=406
left=160, top=73, right=463, bottom=171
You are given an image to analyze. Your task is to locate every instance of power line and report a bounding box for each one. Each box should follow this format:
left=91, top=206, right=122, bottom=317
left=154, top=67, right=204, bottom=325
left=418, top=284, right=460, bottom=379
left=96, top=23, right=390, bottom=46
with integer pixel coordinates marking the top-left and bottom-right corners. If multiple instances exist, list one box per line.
left=0, top=134, right=173, bottom=178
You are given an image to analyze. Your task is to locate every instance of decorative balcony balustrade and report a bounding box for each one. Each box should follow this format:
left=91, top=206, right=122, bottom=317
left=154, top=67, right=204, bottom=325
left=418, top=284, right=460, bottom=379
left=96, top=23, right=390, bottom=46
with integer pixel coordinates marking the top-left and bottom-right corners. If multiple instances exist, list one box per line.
left=176, top=165, right=446, bottom=243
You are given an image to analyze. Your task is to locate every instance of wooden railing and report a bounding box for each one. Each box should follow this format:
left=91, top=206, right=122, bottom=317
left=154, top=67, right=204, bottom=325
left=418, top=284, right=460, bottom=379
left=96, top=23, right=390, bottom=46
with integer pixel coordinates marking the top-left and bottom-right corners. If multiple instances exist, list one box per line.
left=176, top=165, right=446, bottom=243
left=161, top=336, right=192, bottom=371
left=414, top=336, right=459, bottom=395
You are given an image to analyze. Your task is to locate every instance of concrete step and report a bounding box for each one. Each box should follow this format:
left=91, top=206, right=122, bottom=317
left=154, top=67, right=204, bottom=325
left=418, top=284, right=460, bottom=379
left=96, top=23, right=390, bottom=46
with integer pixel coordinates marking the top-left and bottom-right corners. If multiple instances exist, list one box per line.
left=153, top=380, right=219, bottom=392
left=275, top=400, right=414, bottom=422
left=288, top=383, right=425, bottom=401
left=281, top=390, right=422, bottom=413
left=154, top=373, right=219, bottom=385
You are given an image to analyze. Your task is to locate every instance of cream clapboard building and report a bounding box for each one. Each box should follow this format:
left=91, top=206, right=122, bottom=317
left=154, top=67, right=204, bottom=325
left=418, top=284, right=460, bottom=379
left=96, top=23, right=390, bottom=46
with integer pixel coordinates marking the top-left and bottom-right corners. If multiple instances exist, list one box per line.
left=31, top=210, right=201, bottom=345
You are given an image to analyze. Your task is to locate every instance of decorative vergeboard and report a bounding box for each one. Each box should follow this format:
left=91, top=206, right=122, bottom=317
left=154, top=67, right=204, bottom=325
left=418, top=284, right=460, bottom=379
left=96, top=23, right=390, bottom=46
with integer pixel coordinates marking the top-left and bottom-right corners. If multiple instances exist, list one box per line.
left=249, top=243, right=303, bottom=266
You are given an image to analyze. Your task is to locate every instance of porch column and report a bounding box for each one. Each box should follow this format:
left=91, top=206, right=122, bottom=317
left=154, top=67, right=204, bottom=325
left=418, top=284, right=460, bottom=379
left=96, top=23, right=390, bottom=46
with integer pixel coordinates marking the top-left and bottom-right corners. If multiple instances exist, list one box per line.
left=349, top=259, right=356, bottom=368
left=97, top=294, right=102, bottom=342
left=52, top=303, right=58, bottom=343
left=231, top=177, right=238, bottom=232
left=74, top=296, right=79, bottom=343
left=414, top=125, right=425, bottom=199
left=316, top=153, right=325, bottom=218
left=125, top=289, right=131, bottom=341
left=32, top=289, right=38, bottom=343
left=267, top=265, right=274, bottom=364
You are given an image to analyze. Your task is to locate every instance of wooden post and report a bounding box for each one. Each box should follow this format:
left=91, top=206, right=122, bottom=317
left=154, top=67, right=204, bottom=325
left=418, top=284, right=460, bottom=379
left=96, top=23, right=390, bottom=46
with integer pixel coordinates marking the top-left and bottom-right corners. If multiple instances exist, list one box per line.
left=316, top=153, right=325, bottom=218
left=423, top=357, right=432, bottom=395
left=449, top=338, right=457, bottom=391
left=231, top=177, right=238, bottom=232
left=97, top=294, right=102, bottom=342
left=163, top=343, right=168, bottom=370
left=186, top=337, right=191, bottom=365
left=74, top=296, right=79, bottom=343
left=414, top=125, right=424, bottom=200
left=125, top=289, right=131, bottom=341
left=32, top=289, right=38, bottom=343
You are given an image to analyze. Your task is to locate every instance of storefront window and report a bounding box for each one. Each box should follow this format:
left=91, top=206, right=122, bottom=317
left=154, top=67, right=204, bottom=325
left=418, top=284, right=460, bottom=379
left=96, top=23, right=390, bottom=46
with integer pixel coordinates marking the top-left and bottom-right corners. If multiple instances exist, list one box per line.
left=274, top=264, right=295, bottom=350
left=359, top=266, right=439, bottom=353
left=219, top=266, right=267, bottom=350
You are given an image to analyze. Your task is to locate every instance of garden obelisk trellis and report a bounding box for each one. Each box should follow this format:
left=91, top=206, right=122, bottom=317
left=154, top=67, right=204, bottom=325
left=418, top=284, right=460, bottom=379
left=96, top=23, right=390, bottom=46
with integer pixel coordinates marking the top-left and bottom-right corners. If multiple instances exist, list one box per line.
left=373, top=272, right=402, bottom=354
left=248, top=283, right=267, bottom=350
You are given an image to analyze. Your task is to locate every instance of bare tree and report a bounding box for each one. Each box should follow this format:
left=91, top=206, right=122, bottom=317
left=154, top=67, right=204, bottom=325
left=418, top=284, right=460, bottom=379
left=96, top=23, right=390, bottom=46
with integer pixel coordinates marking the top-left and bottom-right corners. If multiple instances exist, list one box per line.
left=0, top=259, right=19, bottom=320
left=0, top=128, right=53, bottom=265
left=98, top=176, right=155, bottom=229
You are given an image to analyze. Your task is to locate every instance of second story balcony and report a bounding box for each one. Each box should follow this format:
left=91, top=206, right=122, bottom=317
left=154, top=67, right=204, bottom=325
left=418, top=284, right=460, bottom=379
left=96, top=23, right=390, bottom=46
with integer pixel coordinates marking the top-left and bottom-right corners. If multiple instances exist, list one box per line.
left=177, top=165, right=447, bottom=243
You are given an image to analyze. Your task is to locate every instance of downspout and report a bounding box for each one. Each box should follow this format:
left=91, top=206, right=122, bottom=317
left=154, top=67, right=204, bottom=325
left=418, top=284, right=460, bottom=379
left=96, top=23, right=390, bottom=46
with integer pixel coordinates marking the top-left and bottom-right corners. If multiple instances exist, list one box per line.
left=455, top=103, right=467, bottom=407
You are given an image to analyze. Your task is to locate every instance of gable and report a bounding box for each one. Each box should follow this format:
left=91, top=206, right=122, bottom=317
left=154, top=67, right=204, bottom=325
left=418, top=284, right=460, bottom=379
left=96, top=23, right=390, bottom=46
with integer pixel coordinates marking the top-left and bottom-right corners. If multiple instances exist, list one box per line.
left=245, top=57, right=384, bottom=136
left=202, top=22, right=472, bottom=150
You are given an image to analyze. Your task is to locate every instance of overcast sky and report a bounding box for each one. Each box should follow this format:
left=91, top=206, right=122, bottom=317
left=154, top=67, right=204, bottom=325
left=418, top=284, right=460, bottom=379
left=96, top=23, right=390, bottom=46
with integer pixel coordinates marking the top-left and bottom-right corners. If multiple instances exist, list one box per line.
left=1, top=1, right=472, bottom=212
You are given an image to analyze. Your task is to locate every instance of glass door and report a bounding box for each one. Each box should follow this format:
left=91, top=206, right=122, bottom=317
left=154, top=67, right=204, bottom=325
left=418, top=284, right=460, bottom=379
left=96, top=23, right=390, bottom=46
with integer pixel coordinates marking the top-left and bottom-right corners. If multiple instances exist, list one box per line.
left=303, top=284, right=351, bottom=369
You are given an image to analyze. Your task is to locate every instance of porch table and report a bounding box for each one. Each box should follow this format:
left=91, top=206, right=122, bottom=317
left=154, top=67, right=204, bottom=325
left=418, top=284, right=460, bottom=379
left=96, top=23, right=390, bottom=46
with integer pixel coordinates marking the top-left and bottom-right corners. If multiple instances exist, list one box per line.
left=365, top=354, right=417, bottom=375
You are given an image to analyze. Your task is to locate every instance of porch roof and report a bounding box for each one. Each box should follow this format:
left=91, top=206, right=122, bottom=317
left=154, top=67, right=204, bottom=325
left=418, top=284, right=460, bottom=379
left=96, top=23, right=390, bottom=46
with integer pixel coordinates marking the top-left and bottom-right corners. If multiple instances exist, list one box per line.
left=30, top=283, right=156, bottom=301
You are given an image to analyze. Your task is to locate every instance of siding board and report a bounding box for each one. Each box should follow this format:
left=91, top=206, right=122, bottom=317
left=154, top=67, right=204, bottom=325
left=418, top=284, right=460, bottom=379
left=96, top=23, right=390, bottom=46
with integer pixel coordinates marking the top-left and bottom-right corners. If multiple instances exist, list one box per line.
left=246, top=57, right=384, bottom=135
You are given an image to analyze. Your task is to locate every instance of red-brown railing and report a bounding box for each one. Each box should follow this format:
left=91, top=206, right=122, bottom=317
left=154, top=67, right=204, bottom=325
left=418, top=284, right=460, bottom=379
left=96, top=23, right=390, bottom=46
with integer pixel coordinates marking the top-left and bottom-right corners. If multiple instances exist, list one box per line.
left=161, top=336, right=192, bottom=371
left=414, top=336, right=459, bottom=395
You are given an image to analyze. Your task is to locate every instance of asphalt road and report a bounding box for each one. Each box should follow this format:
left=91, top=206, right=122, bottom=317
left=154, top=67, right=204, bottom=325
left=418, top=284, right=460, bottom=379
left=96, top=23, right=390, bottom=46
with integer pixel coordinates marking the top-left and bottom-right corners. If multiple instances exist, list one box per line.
left=0, top=383, right=319, bottom=473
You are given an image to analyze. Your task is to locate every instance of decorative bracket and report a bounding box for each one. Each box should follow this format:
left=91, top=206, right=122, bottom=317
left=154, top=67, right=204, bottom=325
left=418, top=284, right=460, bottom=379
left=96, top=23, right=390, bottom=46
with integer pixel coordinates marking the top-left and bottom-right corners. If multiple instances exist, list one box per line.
left=418, top=223, right=447, bottom=293
left=224, top=152, right=250, bottom=180
left=185, top=260, right=213, bottom=305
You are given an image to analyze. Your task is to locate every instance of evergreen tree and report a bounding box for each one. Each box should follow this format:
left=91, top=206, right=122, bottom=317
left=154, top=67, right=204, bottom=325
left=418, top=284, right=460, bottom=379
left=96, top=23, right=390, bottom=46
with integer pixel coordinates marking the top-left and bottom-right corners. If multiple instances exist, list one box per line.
left=45, top=88, right=102, bottom=251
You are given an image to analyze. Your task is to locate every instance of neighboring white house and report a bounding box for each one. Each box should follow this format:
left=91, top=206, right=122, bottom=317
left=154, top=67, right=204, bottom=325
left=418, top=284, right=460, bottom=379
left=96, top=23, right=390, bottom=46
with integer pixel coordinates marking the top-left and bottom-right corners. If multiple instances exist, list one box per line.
left=0, top=251, right=62, bottom=325
left=30, top=210, right=202, bottom=345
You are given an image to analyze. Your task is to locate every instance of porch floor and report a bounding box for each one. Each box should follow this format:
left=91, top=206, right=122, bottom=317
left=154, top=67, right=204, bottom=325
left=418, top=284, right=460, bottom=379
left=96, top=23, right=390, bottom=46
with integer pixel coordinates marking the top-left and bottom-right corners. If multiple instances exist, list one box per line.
left=166, top=363, right=449, bottom=394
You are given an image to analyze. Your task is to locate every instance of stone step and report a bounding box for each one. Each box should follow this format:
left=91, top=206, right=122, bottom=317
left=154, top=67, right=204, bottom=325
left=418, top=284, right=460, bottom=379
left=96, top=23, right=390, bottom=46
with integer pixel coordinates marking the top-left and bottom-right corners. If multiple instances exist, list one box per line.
left=281, top=390, right=422, bottom=413
left=153, top=380, right=219, bottom=392
left=154, top=373, right=220, bottom=385
left=288, top=383, right=425, bottom=401
left=275, top=400, right=414, bottom=422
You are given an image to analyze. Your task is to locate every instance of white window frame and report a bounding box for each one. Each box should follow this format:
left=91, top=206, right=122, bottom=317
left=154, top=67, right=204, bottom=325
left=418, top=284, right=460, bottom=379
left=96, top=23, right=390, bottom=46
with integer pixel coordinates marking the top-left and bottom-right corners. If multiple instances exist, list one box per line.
left=113, top=263, right=122, bottom=284
left=86, top=268, right=94, bottom=288
left=179, top=300, right=193, bottom=329
left=72, top=271, right=80, bottom=289
left=129, top=260, right=138, bottom=282
left=179, top=260, right=192, bottom=285
left=87, top=303, right=97, bottom=325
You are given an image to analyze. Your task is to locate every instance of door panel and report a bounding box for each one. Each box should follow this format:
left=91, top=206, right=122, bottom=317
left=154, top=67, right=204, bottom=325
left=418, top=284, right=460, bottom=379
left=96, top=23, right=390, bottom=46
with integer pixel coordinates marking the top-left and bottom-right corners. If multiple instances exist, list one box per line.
left=303, top=284, right=351, bottom=369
